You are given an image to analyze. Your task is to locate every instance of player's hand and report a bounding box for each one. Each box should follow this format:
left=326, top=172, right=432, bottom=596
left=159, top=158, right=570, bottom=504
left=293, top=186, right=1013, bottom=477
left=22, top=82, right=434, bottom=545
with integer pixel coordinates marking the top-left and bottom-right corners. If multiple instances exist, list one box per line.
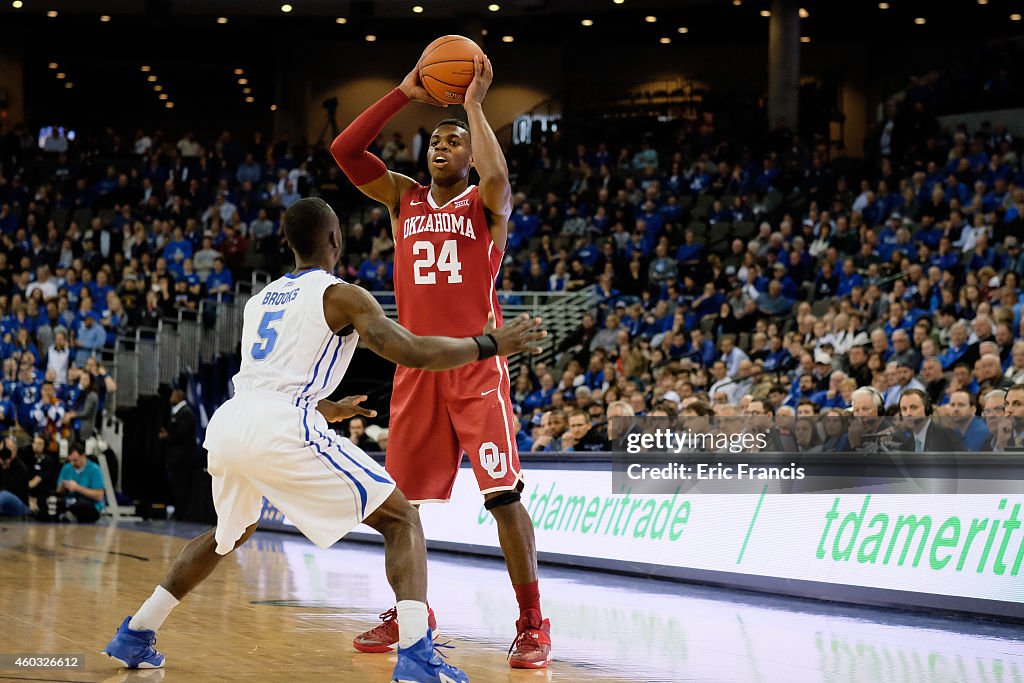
left=465, top=54, right=493, bottom=107
left=399, top=65, right=448, bottom=107
left=319, top=395, right=377, bottom=423
left=484, top=312, right=546, bottom=357
left=995, top=417, right=1013, bottom=447
left=847, top=418, right=864, bottom=446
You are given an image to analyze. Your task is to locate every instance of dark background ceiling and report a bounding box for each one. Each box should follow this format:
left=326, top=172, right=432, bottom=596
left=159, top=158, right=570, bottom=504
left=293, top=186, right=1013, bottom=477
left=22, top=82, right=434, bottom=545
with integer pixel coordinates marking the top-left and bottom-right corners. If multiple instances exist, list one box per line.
left=2, top=1, right=1022, bottom=134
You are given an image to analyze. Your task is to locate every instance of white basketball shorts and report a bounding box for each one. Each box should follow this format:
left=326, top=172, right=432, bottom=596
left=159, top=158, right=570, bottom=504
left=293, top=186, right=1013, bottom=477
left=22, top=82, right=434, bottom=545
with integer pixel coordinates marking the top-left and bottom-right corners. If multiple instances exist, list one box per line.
left=203, top=391, right=395, bottom=555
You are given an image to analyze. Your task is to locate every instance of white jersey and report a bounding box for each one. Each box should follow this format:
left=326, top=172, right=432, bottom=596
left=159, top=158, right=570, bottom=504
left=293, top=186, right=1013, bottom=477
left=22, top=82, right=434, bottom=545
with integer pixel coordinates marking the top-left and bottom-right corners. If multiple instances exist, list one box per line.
left=232, top=268, right=357, bottom=406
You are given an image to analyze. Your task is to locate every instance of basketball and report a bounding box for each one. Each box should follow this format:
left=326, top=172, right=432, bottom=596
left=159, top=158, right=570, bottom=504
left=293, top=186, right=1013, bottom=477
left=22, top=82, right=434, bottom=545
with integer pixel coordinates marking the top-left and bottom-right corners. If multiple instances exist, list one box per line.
left=418, top=35, right=485, bottom=105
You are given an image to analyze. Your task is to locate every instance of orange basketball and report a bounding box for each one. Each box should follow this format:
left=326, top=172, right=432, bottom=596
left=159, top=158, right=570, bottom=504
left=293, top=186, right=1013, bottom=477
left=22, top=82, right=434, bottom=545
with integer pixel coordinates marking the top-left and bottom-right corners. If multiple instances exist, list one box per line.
left=417, top=35, right=485, bottom=105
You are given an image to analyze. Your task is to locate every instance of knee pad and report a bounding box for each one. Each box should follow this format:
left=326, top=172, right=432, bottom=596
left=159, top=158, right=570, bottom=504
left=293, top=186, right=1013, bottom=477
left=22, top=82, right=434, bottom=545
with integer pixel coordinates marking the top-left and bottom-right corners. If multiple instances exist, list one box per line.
left=484, top=491, right=521, bottom=511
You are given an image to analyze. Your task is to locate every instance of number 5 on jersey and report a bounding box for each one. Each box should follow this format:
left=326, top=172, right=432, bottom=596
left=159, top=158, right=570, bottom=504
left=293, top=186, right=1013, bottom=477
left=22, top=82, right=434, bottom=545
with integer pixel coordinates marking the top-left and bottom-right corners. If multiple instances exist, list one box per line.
left=251, top=310, right=285, bottom=360
left=413, top=239, right=463, bottom=285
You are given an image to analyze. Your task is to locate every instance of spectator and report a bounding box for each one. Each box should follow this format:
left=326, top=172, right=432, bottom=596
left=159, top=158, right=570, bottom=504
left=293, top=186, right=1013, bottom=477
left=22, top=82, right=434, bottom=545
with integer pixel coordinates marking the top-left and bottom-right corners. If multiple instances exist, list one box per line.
left=21, top=434, right=58, bottom=517
left=347, top=416, right=380, bottom=452
left=0, top=384, right=14, bottom=433
left=1006, top=341, right=1024, bottom=385
left=946, top=390, right=990, bottom=451
left=794, top=418, right=822, bottom=453
left=375, top=428, right=390, bottom=452
left=46, top=329, right=71, bottom=386
left=159, top=388, right=196, bottom=518
left=898, top=389, right=963, bottom=452
left=193, top=236, right=221, bottom=282
left=0, top=435, right=30, bottom=517
left=205, top=257, right=234, bottom=301
left=531, top=410, right=567, bottom=452
left=74, top=312, right=107, bottom=365
left=54, top=442, right=105, bottom=523
left=883, top=359, right=927, bottom=409
left=68, top=372, right=99, bottom=441
left=30, top=381, right=68, bottom=448
left=757, top=280, right=792, bottom=317
left=991, top=384, right=1024, bottom=451
left=562, top=410, right=606, bottom=451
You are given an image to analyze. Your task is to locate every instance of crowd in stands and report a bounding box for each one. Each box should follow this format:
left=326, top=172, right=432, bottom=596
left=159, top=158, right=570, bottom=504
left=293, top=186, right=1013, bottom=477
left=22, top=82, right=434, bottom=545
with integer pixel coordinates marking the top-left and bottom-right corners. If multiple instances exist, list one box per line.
left=483, top=111, right=1024, bottom=454
left=4, top=69, right=1024, bottom=467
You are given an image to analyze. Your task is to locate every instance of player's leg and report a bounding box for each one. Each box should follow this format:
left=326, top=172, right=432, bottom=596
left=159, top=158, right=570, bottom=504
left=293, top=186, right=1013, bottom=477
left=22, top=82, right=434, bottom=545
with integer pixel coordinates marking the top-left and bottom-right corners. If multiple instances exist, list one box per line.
left=279, top=415, right=467, bottom=683
left=101, top=522, right=259, bottom=669
left=451, top=360, right=551, bottom=669
left=160, top=522, right=258, bottom=599
left=104, top=400, right=264, bottom=669
left=361, top=488, right=428, bottom=639
left=485, top=487, right=539, bottom=585
left=353, top=367, right=459, bottom=654
left=361, top=488, right=467, bottom=683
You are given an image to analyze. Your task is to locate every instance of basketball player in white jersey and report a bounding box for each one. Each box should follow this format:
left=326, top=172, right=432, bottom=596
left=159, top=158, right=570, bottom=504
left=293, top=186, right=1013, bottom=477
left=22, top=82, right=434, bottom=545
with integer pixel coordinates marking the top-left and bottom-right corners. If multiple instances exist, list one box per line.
left=102, top=197, right=545, bottom=683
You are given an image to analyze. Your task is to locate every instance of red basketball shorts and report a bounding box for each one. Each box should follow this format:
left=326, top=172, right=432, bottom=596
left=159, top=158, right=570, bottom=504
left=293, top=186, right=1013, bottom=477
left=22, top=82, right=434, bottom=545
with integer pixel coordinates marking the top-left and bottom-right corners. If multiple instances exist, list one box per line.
left=386, top=357, right=523, bottom=503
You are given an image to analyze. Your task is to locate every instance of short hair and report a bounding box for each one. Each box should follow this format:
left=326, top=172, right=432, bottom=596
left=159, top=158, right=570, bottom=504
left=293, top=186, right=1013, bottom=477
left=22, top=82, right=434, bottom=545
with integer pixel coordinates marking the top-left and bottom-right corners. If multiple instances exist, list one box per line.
left=952, top=390, right=976, bottom=407
left=852, top=386, right=884, bottom=411
left=606, top=400, right=634, bottom=416
left=899, top=387, right=930, bottom=409
left=984, top=389, right=1008, bottom=403
left=797, top=398, right=819, bottom=413
left=433, top=118, right=471, bottom=143
left=684, top=400, right=714, bottom=416
left=283, top=197, right=336, bottom=260
left=69, top=440, right=87, bottom=455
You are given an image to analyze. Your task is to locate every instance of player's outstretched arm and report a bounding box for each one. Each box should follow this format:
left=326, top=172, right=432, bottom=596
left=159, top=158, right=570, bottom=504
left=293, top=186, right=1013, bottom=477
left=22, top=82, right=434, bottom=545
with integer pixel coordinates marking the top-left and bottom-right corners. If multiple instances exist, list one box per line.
left=330, top=61, right=443, bottom=214
left=324, top=283, right=545, bottom=371
left=464, top=54, right=512, bottom=249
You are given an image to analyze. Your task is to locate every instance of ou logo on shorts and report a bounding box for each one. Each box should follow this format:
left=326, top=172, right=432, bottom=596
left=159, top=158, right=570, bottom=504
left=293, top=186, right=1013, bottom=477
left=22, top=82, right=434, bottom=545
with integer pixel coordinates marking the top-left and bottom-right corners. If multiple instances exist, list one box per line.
left=479, top=442, right=507, bottom=479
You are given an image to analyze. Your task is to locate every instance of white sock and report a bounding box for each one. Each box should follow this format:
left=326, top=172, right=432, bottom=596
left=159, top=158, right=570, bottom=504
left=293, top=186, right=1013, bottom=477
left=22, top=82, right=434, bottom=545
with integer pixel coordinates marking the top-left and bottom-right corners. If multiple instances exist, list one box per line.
left=396, top=600, right=429, bottom=649
left=129, top=586, right=180, bottom=632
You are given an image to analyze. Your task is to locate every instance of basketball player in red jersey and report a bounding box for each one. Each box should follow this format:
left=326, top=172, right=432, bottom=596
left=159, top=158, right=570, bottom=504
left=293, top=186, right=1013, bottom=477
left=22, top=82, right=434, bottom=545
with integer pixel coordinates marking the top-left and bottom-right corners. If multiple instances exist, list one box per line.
left=331, top=52, right=550, bottom=669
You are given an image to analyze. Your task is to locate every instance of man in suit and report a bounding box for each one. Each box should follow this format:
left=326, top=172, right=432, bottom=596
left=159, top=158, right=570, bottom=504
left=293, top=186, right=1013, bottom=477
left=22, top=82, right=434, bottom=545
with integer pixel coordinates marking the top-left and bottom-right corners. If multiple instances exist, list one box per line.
left=159, top=388, right=196, bottom=519
left=991, top=384, right=1024, bottom=452
left=898, top=388, right=963, bottom=453
left=845, top=387, right=912, bottom=452
left=979, top=389, right=1007, bottom=451
left=765, top=404, right=798, bottom=453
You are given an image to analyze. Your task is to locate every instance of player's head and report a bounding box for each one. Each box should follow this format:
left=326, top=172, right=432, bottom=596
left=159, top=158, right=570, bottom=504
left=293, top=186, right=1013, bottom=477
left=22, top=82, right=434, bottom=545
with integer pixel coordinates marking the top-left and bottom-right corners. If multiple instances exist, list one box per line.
left=428, top=119, right=472, bottom=186
left=283, top=197, right=342, bottom=267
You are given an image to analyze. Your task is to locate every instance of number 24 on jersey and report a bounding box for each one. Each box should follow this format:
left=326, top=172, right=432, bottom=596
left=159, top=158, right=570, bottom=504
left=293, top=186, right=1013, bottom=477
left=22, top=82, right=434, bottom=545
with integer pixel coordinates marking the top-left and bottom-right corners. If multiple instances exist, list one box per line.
left=412, top=239, right=463, bottom=285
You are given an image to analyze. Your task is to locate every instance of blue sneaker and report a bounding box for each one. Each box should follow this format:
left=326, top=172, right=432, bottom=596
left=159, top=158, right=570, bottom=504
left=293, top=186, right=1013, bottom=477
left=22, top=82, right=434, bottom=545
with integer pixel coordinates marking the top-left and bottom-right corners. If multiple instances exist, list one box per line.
left=102, top=616, right=165, bottom=669
left=391, top=630, right=469, bottom=683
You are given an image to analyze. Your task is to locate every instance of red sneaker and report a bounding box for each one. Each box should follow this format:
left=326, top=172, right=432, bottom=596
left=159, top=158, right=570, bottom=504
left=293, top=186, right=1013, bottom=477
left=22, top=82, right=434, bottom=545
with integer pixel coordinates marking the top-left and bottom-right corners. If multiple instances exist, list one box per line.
left=508, top=608, right=551, bottom=669
left=352, top=606, right=438, bottom=653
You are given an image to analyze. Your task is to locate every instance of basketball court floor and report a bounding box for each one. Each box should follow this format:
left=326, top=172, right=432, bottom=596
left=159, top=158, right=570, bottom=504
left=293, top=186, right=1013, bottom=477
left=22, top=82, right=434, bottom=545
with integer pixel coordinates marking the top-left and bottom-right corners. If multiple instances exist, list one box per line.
left=3, top=521, right=1023, bottom=682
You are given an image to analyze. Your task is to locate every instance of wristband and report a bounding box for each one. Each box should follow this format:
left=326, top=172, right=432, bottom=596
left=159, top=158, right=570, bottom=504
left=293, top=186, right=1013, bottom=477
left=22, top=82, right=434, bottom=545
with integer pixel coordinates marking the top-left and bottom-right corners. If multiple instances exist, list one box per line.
left=473, top=334, right=498, bottom=360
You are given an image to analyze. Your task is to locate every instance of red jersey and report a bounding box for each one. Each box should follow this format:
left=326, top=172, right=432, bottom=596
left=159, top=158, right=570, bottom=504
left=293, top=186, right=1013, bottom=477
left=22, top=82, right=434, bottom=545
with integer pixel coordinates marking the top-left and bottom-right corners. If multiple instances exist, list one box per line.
left=393, top=184, right=504, bottom=337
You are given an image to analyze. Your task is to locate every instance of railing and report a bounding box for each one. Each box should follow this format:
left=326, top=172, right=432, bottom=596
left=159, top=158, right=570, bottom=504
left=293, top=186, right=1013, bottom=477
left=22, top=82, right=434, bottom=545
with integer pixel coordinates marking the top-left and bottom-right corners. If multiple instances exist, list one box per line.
left=109, top=271, right=274, bottom=408
left=107, top=276, right=593, bottom=408
left=369, top=285, right=596, bottom=378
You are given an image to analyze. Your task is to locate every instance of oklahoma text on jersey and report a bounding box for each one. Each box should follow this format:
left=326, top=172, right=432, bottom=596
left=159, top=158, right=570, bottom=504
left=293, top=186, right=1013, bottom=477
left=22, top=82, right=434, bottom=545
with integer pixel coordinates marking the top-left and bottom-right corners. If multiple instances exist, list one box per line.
left=402, top=211, right=477, bottom=239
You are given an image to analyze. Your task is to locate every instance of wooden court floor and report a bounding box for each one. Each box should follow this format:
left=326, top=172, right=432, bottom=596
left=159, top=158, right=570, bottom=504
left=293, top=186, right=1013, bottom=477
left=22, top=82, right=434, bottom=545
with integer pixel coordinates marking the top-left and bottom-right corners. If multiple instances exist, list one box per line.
left=0, top=522, right=630, bottom=683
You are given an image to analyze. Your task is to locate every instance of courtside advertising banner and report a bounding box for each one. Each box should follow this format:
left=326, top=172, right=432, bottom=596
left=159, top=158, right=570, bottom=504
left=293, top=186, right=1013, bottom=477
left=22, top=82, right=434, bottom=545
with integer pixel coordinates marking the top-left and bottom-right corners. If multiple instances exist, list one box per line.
left=260, top=462, right=1024, bottom=619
